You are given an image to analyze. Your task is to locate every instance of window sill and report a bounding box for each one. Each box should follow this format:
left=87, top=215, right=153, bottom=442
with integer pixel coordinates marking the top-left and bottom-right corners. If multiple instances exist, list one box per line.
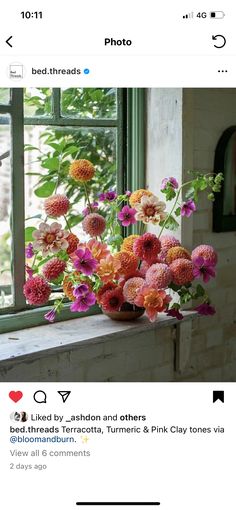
left=0, top=311, right=196, bottom=364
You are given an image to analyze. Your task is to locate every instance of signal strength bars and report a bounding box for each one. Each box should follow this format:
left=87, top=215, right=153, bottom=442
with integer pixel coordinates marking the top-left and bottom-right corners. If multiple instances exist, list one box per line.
left=183, top=12, right=194, bottom=19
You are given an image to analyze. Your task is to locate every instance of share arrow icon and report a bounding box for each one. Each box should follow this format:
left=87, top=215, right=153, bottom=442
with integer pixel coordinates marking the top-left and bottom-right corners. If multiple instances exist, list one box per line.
left=58, top=391, right=71, bottom=403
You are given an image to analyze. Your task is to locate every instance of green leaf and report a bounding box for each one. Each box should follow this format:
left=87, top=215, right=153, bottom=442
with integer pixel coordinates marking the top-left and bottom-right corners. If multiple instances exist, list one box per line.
left=159, top=215, right=179, bottom=231
left=67, top=214, right=83, bottom=228
left=175, top=207, right=181, bottom=217
left=41, top=157, right=59, bottom=171
left=25, top=226, right=37, bottom=242
left=34, top=181, right=56, bottom=197
left=24, top=145, right=40, bottom=151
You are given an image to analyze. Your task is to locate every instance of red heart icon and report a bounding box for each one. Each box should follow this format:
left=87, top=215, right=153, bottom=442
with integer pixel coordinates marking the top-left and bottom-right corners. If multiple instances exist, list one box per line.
left=9, top=391, right=23, bottom=403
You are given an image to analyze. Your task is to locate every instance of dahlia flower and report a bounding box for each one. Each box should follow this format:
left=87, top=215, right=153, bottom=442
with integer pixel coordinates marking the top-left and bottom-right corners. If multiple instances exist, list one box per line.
left=96, top=282, right=118, bottom=304
left=166, top=246, right=191, bottom=265
left=44, top=194, right=69, bottom=218
left=66, top=233, right=79, bottom=255
left=69, top=159, right=95, bottom=182
left=181, top=199, right=196, bottom=217
left=42, top=258, right=66, bottom=281
left=192, top=256, right=216, bottom=283
left=123, top=277, right=145, bottom=304
left=100, top=287, right=124, bottom=312
left=73, top=248, right=98, bottom=276
left=169, top=259, right=194, bottom=286
left=97, top=255, right=121, bottom=283
left=159, top=235, right=180, bottom=262
left=135, top=195, right=167, bottom=225
left=145, top=263, right=172, bottom=289
left=114, top=251, right=138, bottom=277
left=23, top=276, right=51, bottom=305
left=133, top=233, right=161, bottom=264
left=82, top=213, right=106, bottom=237
left=121, top=235, right=140, bottom=253
left=86, top=239, right=110, bottom=261
left=134, top=285, right=171, bottom=322
left=118, top=205, right=137, bottom=227
left=129, top=189, right=153, bottom=208
left=32, top=222, right=69, bottom=255
left=191, top=244, right=217, bottom=266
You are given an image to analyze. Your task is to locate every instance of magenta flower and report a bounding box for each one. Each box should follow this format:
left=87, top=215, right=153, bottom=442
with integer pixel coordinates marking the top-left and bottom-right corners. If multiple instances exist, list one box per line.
left=44, top=309, right=56, bottom=323
left=118, top=205, right=137, bottom=227
left=193, top=256, right=216, bottom=283
left=82, top=201, right=99, bottom=216
left=70, top=284, right=96, bottom=313
left=166, top=308, right=183, bottom=320
left=98, top=192, right=106, bottom=201
left=25, top=264, right=34, bottom=278
left=25, top=243, right=34, bottom=258
left=125, top=190, right=132, bottom=197
left=73, top=248, right=98, bottom=276
left=98, top=190, right=117, bottom=202
left=181, top=199, right=196, bottom=217
left=195, top=303, right=216, bottom=316
left=161, top=177, right=179, bottom=190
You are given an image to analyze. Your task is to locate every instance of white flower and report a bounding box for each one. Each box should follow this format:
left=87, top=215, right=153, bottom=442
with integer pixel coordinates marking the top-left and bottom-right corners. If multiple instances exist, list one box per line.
left=135, top=195, right=167, bottom=224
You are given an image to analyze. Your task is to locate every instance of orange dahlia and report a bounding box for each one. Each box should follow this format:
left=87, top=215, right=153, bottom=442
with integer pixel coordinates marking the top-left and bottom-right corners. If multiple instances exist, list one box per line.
left=123, top=277, right=145, bottom=304
left=82, top=213, right=106, bottom=237
left=69, top=159, right=95, bottom=182
left=166, top=246, right=191, bottom=265
left=97, top=255, right=121, bottom=283
left=170, top=259, right=194, bottom=286
left=129, top=189, right=153, bottom=208
left=134, top=285, right=171, bottom=322
left=66, top=233, right=79, bottom=255
left=114, top=251, right=139, bottom=277
left=44, top=194, right=70, bottom=218
left=87, top=239, right=110, bottom=261
left=121, top=235, right=140, bottom=253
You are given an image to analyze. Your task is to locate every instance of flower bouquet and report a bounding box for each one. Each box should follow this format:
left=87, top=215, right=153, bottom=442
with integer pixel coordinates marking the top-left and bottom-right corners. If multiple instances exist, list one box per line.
left=23, top=159, right=223, bottom=323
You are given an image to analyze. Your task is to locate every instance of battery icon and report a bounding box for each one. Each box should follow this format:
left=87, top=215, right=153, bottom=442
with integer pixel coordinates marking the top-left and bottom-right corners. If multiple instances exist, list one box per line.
left=210, top=11, right=225, bottom=18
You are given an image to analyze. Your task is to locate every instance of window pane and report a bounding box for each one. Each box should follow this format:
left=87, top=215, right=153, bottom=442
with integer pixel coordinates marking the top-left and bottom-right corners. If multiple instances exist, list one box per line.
left=61, top=88, right=117, bottom=119
left=223, top=131, right=236, bottom=215
left=24, top=125, right=117, bottom=243
left=0, top=89, right=10, bottom=105
left=24, top=88, right=52, bottom=117
left=0, top=114, right=13, bottom=309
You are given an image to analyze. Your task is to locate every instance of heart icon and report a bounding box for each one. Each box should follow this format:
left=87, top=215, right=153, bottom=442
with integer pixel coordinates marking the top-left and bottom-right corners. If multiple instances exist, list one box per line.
left=9, top=391, right=23, bottom=403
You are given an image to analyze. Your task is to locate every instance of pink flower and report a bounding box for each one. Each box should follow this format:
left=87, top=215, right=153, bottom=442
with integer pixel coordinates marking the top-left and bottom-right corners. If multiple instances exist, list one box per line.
left=166, top=308, right=183, bottom=320
left=32, top=222, right=69, bottom=255
left=25, top=265, right=34, bottom=278
left=125, top=190, right=132, bottom=197
left=118, top=206, right=137, bottom=227
left=25, top=243, right=34, bottom=258
left=161, top=177, right=179, bottom=190
left=23, top=276, right=51, bottom=305
left=44, top=309, right=56, bottom=323
left=73, top=248, right=98, bottom=276
left=193, top=256, right=216, bottom=283
left=181, top=199, right=196, bottom=217
left=82, top=202, right=99, bottom=216
left=70, top=284, right=96, bottom=312
left=195, top=303, right=216, bottom=316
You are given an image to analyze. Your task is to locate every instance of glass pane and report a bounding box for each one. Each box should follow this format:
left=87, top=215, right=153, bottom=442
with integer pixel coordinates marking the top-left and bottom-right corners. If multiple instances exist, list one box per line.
left=24, top=125, right=117, bottom=245
left=0, top=114, right=13, bottom=309
left=61, top=88, right=117, bottom=119
left=24, top=88, right=52, bottom=117
left=223, top=131, right=236, bottom=215
left=0, top=89, right=10, bottom=105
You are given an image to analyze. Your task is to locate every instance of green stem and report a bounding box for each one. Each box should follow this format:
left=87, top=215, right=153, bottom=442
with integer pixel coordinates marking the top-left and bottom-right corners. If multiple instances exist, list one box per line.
left=83, top=183, right=92, bottom=211
left=64, top=215, right=72, bottom=233
left=158, top=179, right=194, bottom=238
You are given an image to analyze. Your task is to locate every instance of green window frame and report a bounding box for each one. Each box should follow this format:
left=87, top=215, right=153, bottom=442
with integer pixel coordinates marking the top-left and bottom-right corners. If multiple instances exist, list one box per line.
left=0, top=88, right=145, bottom=333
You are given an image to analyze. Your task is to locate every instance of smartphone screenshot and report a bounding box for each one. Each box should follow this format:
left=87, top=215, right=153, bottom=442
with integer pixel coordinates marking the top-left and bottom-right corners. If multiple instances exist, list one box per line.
left=0, top=2, right=235, bottom=509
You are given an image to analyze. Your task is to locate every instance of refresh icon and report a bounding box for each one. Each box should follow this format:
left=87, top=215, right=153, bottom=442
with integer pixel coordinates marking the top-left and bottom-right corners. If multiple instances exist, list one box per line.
left=212, top=34, right=226, bottom=48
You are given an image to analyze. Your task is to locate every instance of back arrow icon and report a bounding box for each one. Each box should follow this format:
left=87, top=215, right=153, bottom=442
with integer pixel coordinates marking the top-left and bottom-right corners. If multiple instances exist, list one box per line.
left=212, top=34, right=226, bottom=49
left=6, top=36, right=13, bottom=48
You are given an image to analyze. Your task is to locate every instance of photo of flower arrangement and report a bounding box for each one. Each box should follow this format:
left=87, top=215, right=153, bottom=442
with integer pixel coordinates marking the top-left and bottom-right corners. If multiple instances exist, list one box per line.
left=23, top=161, right=223, bottom=324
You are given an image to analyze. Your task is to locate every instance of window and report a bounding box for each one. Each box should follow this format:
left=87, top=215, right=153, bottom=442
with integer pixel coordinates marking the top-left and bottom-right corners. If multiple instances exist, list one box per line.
left=0, top=88, right=145, bottom=333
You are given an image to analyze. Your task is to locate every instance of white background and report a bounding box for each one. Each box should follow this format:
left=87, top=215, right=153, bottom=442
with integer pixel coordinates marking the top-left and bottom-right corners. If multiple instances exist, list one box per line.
left=1, top=383, right=234, bottom=510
